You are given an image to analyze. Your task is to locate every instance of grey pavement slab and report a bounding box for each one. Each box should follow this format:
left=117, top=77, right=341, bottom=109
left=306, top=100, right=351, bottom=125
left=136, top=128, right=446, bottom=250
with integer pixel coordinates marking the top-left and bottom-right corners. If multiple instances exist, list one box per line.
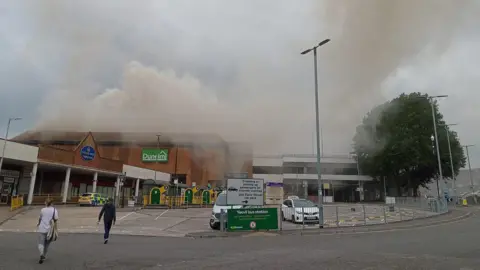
left=0, top=208, right=477, bottom=269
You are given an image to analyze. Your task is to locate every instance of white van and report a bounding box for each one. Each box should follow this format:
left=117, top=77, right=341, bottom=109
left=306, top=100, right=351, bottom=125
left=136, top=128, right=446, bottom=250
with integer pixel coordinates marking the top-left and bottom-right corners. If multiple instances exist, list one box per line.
left=209, top=191, right=244, bottom=230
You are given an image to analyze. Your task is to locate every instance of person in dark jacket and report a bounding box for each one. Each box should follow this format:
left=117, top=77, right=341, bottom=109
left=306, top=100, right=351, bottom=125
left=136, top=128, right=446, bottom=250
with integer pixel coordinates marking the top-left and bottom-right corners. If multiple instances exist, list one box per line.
left=97, top=198, right=116, bottom=244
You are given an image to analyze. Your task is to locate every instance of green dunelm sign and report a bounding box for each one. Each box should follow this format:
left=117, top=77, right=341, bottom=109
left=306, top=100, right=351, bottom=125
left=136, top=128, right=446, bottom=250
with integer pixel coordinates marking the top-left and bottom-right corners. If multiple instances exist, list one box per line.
left=227, top=208, right=278, bottom=231
left=142, top=149, right=169, bottom=162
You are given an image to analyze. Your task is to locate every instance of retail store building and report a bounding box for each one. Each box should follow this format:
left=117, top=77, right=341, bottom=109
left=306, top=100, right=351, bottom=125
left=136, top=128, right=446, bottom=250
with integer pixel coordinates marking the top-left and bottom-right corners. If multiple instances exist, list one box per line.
left=2, top=131, right=252, bottom=205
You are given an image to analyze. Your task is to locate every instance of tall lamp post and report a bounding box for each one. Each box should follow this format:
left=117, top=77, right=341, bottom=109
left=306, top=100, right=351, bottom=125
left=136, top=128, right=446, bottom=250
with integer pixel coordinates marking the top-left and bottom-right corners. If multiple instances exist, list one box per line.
left=154, top=134, right=161, bottom=183
left=431, top=135, right=440, bottom=198
left=426, top=95, right=448, bottom=198
left=439, top=123, right=458, bottom=199
left=0, top=117, right=22, bottom=175
left=301, top=38, right=330, bottom=228
left=463, top=144, right=476, bottom=196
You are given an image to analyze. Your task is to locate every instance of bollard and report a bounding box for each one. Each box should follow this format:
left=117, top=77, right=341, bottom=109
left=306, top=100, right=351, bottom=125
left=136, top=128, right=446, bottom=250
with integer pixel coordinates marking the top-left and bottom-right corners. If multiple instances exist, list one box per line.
left=335, top=205, right=339, bottom=227
left=302, top=207, right=305, bottom=229
left=220, top=209, right=225, bottom=232
left=383, top=206, right=387, bottom=224
left=412, top=208, right=415, bottom=220
left=362, top=204, right=367, bottom=225
left=277, top=207, right=282, bottom=231
left=399, top=208, right=403, bottom=221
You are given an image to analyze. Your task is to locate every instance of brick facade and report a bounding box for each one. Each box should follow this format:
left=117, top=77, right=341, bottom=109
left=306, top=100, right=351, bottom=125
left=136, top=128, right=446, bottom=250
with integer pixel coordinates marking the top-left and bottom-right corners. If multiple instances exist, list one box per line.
left=14, top=131, right=253, bottom=187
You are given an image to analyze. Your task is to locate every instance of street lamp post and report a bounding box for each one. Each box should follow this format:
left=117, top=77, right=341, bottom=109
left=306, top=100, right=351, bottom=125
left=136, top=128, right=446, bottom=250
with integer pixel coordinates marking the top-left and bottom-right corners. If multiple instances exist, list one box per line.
left=463, top=144, right=475, bottom=196
left=301, top=38, right=330, bottom=228
left=0, top=117, right=22, bottom=175
left=154, top=134, right=161, bottom=182
left=439, top=123, right=458, bottom=200
left=428, top=95, right=448, bottom=198
left=431, top=135, right=440, bottom=198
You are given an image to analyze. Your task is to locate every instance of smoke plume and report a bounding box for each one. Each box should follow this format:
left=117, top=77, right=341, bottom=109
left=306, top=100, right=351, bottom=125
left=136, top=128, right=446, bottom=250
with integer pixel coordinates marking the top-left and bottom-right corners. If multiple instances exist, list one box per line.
left=24, top=0, right=477, bottom=156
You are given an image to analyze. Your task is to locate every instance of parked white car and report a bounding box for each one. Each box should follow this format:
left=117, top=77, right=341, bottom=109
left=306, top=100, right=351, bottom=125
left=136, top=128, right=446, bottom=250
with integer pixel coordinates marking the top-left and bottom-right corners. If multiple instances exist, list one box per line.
left=281, top=198, right=319, bottom=223
left=209, top=191, right=244, bottom=230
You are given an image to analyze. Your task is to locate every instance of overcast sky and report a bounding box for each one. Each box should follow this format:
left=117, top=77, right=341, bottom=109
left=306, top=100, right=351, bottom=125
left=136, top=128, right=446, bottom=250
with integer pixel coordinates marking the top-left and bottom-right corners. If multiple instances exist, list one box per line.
left=0, top=0, right=479, bottom=168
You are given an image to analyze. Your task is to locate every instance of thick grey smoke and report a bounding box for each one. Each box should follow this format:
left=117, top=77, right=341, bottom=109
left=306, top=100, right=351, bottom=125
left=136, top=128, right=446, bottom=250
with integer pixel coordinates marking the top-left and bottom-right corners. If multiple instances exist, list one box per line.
left=26, top=0, right=477, bottom=157
left=317, top=0, right=474, bottom=146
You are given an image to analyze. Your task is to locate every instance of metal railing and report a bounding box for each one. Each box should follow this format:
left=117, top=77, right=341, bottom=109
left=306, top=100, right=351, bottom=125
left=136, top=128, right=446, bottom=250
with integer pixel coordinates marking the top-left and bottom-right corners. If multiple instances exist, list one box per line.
left=393, top=196, right=448, bottom=214
left=277, top=203, right=443, bottom=230
left=217, top=197, right=448, bottom=232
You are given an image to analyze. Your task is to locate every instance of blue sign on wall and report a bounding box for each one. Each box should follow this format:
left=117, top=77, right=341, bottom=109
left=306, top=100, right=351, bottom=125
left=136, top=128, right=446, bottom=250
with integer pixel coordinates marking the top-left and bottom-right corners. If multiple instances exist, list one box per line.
left=80, top=146, right=96, bottom=161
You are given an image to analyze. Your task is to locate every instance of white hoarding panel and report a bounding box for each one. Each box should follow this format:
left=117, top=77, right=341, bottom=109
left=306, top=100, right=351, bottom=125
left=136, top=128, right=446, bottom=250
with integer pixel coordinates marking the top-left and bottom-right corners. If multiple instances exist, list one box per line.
left=226, top=178, right=264, bottom=206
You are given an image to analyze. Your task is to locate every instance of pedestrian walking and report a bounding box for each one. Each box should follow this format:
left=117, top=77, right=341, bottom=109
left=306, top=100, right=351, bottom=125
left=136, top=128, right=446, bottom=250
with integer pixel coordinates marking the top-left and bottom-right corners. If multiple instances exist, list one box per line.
left=97, top=197, right=116, bottom=244
left=37, top=198, right=59, bottom=264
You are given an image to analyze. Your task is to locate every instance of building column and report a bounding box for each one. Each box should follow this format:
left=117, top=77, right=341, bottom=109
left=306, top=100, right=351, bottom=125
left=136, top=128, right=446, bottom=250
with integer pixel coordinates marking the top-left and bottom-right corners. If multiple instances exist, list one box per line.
left=27, top=163, right=38, bottom=205
left=62, top=167, right=71, bottom=203
left=92, top=172, right=98, bottom=193
left=115, top=175, right=121, bottom=197
left=359, top=182, right=365, bottom=202
left=135, top=178, right=140, bottom=198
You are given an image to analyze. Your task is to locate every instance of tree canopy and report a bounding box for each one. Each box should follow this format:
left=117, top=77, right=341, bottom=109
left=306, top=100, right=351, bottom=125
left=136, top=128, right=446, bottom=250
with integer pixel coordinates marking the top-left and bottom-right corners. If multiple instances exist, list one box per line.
left=352, top=92, right=466, bottom=195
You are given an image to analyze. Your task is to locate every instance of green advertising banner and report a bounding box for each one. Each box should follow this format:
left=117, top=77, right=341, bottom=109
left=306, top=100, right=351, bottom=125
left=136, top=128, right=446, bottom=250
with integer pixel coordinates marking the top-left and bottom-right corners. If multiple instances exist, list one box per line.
left=227, top=208, right=278, bottom=231
left=142, top=149, right=169, bottom=162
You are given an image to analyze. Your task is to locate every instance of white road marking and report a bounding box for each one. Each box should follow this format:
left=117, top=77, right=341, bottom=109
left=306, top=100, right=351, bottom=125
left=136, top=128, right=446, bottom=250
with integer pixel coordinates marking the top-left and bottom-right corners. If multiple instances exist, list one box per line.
left=118, top=212, right=135, bottom=221
left=155, top=210, right=169, bottom=220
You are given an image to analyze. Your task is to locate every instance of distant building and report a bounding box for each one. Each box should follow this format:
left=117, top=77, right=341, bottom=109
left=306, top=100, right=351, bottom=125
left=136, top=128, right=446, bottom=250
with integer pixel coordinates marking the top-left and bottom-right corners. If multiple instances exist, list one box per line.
left=253, top=154, right=375, bottom=203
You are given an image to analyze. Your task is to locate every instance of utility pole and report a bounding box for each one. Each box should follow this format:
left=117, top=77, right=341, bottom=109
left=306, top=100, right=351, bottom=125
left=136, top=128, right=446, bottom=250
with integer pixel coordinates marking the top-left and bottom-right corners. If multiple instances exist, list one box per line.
left=463, top=145, right=476, bottom=200
left=0, top=117, right=22, bottom=175
left=424, top=95, right=448, bottom=198
left=440, top=123, right=458, bottom=200
left=154, top=134, right=161, bottom=182
left=301, top=38, right=330, bottom=228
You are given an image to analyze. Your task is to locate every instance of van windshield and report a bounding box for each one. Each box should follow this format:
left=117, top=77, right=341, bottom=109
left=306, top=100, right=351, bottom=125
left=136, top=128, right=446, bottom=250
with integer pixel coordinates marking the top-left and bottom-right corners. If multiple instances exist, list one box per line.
left=216, top=194, right=227, bottom=206
left=81, top=193, right=92, bottom=197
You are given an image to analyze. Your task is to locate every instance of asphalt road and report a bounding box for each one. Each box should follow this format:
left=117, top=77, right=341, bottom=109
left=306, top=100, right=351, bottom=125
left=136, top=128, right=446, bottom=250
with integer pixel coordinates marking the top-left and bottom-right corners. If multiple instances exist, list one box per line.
left=0, top=209, right=478, bottom=270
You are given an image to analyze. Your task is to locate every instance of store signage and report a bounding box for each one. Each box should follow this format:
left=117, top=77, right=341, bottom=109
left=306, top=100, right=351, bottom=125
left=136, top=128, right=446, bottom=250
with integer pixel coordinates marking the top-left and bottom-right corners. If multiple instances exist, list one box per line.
left=80, top=146, right=96, bottom=161
left=226, top=178, right=264, bottom=206
left=266, top=182, right=283, bottom=187
left=142, top=149, right=169, bottom=162
left=227, top=208, right=278, bottom=231
left=0, top=170, right=20, bottom=178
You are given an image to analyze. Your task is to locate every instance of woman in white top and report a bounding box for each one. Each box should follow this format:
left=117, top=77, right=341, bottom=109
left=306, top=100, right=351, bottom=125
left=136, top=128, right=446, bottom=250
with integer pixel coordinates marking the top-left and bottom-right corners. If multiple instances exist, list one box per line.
left=37, top=198, right=59, bottom=264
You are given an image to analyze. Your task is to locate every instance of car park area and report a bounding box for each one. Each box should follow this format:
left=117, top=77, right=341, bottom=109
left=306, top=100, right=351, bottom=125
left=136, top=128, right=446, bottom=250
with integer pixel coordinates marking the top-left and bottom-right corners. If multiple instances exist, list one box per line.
left=0, top=202, right=438, bottom=238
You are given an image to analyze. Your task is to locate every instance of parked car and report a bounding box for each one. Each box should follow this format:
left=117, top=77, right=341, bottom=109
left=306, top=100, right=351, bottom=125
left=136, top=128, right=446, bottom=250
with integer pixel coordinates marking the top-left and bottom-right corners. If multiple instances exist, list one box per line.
left=78, top=193, right=106, bottom=206
left=281, top=198, right=319, bottom=223
left=209, top=191, right=244, bottom=230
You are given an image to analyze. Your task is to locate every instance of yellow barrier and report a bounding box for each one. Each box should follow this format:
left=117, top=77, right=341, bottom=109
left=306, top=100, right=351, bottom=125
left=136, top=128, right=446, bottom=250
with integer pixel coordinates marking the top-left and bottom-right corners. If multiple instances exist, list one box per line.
left=192, top=196, right=202, bottom=205
left=11, top=195, right=24, bottom=211
left=143, top=191, right=218, bottom=208
left=160, top=194, right=166, bottom=205
left=462, top=199, right=468, bottom=206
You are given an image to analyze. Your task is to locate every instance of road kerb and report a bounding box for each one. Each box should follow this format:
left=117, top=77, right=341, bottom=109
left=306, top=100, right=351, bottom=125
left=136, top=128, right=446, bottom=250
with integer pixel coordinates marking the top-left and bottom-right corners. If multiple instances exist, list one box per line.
left=185, top=210, right=472, bottom=239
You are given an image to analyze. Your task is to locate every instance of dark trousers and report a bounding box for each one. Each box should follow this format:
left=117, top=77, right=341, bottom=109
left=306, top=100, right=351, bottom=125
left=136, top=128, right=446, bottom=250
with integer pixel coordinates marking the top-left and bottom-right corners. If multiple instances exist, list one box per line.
left=104, top=220, right=113, bottom=239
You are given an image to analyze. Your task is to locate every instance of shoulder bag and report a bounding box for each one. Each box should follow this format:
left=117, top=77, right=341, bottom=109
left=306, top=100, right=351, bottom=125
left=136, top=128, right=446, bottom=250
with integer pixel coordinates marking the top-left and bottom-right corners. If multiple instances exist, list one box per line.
left=47, top=208, right=58, bottom=241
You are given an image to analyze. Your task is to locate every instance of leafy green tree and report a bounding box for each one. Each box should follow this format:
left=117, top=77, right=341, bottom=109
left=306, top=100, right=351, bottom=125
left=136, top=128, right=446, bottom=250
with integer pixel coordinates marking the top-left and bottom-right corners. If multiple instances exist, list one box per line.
left=352, top=92, right=466, bottom=196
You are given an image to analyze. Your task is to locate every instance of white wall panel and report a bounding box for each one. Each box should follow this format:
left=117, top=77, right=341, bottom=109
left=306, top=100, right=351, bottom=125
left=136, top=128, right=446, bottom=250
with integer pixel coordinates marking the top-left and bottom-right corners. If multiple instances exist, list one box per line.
left=1, top=139, right=38, bottom=163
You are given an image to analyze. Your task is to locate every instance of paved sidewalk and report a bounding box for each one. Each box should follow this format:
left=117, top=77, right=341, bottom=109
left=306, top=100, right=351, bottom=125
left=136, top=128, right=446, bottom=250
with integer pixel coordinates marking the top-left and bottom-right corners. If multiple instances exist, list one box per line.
left=0, top=206, right=28, bottom=226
